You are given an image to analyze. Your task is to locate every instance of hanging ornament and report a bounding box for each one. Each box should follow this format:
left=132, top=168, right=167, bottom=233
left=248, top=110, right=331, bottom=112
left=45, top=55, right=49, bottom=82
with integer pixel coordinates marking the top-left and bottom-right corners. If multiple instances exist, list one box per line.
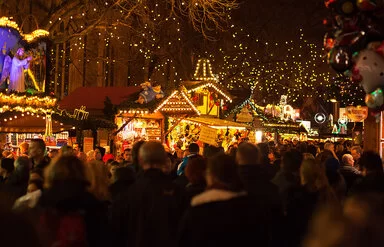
left=365, top=88, right=384, bottom=108
left=354, top=48, right=384, bottom=94
left=328, top=46, right=353, bottom=72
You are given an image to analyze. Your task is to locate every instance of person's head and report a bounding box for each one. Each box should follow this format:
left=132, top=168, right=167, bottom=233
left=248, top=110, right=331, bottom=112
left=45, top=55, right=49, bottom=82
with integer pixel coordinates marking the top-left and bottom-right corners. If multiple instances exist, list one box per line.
left=123, top=148, right=132, bottom=162
left=188, top=143, right=199, bottom=154
left=16, top=47, right=24, bottom=57
left=44, top=155, right=88, bottom=189
left=185, top=155, right=207, bottom=185
left=307, top=144, right=318, bottom=158
left=116, top=154, right=124, bottom=163
left=112, top=166, right=135, bottom=184
left=227, top=145, right=238, bottom=158
left=19, top=142, right=29, bottom=155
left=300, top=158, right=329, bottom=192
left=30, top=168, right=43, bottom=181
left=139, top=141, right=167, bottom=170
left=73, top=143, right=80, bottom=152
left=256, top=142, right=271, bottom=165
left=344, top=140, right=353, bottom=150
left=109, top=161, right=120, bottom=178
left=303, top=153, right=315, bottom=160
left=324, top=142, right=335, bottom=152
left=29, top=139, right=46, bottom=159
left=335, top=142, right=344, bottom=153
left=342, top=154, right=354, bottom=167
left=94, top=147, right=105, bottom=161
left=203, top=144, right=224, bottom=158
left=351, top=146, right=362, bottom=161
left=27, top=179, right=43, bottom=193
left=60, top=145, right=74, bottom=156
left=131, top=140, right=145, bottom=165
left=48, top=149, right=59, bottom=159
left=297, top=142, right=308, bottom=154
left=14, top=156, right=31, bottom=183
left=0, top=158, right=14, bottom=176
left=206, top=153, right=243, bottom=192
left=316, top=149, right=335, bottom=166
left=282, top=149, right=303, bottom=174
left=86, top=160, right=110, bottom=201
left=236, top=142, right=261, bottom=166
left=359, top=151, right=383, bottom=176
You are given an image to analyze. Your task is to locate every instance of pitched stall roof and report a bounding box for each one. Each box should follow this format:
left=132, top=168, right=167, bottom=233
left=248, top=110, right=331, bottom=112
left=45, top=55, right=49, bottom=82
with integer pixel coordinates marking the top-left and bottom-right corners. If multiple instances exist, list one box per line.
left=59, top=86, right=141, bottom=111
left=154, top=89, right=200, bottom=115
left=183, top=81, right=232, bottom=103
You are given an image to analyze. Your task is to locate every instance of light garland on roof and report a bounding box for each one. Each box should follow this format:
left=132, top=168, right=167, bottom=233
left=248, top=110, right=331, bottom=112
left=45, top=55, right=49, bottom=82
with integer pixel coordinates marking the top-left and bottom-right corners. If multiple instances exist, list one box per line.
left=187, top=82, right=232, bottom=102
left=0, top=93, right=57, bottom=110
left=154, top=90, right=178, bottom=112
left=0, top=17, right=49, bottom=43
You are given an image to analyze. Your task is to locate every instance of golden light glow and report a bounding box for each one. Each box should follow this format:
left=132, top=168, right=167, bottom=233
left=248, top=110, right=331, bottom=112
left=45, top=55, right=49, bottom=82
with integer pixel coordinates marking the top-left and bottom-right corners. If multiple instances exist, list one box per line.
left=0, top=17, right=49, bottom=43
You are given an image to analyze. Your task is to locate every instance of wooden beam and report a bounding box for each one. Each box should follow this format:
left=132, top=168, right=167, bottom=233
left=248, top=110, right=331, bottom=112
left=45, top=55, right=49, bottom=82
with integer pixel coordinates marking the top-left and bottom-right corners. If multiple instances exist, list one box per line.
left=112, top=114, right=136, bottom=136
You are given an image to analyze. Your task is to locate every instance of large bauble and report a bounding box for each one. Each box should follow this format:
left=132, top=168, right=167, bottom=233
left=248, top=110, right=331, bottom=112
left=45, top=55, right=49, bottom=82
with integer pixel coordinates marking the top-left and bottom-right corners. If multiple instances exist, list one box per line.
left=355, top=49, right=384, bottom=93
left=328, top=46, right=353, bottom=72
left=365, top=88, right=384, bottom=108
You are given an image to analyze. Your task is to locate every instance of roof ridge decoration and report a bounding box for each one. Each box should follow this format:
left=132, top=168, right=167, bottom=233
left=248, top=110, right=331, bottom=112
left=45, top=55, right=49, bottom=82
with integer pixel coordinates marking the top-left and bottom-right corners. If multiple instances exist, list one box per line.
left=193, top=58, right=218, bottom=81
left=0, top=17, right=49, bottom=43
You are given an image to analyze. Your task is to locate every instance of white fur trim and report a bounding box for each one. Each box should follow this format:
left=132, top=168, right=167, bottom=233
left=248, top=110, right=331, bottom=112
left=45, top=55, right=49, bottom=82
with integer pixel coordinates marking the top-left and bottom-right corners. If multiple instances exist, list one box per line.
left=191, top=189, right=247, bottom=207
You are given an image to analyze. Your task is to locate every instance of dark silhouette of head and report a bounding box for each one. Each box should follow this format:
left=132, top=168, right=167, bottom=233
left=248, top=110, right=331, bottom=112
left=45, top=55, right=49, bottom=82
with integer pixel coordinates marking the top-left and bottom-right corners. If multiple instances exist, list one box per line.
left=360, top=151, right=383, bottom=176
left=188, top=143, right=200, bottom=154
left=282, top=149, right=303, bottom=173
left=236, top=142, right=261, bottom=165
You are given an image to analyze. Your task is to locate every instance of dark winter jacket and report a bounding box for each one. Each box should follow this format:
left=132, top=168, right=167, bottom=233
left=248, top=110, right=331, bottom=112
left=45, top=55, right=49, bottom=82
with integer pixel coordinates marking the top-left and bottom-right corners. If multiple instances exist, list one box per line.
left=37, top=181, right=109, bottom=247
left=238, top=165, right=283, bottom=245
left=350, top=173, right=384, bottom=195
left=178, top=189, right=270, bottom=247
left=185, top=182, right=206, bottom=203
left=110, top=168, right=186, bottom=247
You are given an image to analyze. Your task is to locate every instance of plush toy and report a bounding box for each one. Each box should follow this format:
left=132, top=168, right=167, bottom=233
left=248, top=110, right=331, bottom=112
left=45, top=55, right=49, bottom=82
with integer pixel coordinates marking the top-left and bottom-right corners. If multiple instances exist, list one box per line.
left=135, top=81, right=164, bottom=104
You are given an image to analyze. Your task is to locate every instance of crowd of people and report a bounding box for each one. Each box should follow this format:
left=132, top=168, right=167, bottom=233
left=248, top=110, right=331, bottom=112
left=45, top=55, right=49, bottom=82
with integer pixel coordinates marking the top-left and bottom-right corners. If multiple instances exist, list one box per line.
left=0, top=138, right=384, bottom=247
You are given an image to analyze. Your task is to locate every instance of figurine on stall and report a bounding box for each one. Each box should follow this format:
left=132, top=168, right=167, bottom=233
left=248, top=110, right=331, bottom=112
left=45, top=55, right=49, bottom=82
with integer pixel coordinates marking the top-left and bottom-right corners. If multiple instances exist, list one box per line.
left=135, top=81, right=164, bottom=104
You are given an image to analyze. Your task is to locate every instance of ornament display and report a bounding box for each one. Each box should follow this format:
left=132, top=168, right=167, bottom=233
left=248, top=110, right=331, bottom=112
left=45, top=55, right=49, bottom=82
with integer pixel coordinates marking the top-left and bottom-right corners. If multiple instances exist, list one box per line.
left=324, top=0, right=384, bottom=112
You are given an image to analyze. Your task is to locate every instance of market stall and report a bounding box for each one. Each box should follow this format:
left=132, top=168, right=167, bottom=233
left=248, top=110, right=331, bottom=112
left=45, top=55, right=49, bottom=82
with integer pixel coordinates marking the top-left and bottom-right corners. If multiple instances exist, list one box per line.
left=167, top=116, right=251, bottom=151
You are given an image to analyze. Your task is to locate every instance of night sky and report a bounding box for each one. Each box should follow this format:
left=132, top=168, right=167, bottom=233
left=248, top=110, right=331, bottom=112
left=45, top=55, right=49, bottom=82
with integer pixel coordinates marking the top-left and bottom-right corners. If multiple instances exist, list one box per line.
left=232, top=0, right=327, bottom=44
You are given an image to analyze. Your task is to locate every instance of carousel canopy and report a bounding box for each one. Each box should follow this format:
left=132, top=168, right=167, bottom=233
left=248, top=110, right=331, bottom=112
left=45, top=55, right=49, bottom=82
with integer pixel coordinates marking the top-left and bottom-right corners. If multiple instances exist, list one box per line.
left=0, top=112, right=72, bottom=133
